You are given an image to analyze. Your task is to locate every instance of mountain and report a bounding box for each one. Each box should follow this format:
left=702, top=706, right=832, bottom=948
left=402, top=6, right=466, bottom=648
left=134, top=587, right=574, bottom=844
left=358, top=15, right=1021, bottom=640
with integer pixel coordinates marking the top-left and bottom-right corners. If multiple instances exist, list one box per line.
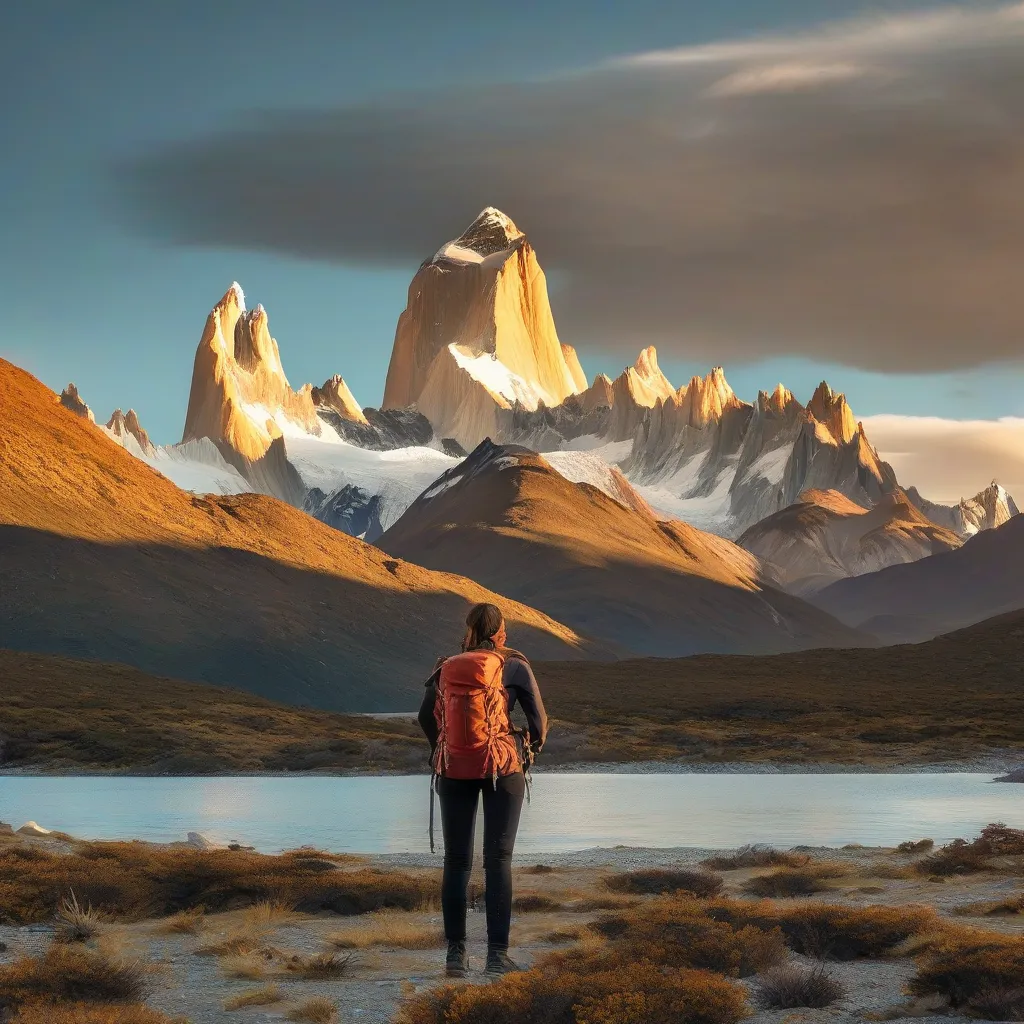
left=814, top=512, right=1024, bottom=642
left=0, top=358, right=599, bottom=710
left=906, top=482, right=1020, bottom=537
left=378, top=439, right=866, bottom=657
left=104, top=408, right=156, bottom=457
left=737, top=488, right=963, bottom=594
left=59, top=383, right=94, bottom=422
left=382, top=208, right=585, bottom=447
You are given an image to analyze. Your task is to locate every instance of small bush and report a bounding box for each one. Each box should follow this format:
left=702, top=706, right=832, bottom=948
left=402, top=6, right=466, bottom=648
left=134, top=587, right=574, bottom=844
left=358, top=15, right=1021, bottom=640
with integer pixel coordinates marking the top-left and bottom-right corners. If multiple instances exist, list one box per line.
left=706, top=899, right=939, bottom=960
left=753, top=962, right=847, bottom=1009
left=9, top=1004, right=184, bottom=1024
left=742, top=866, right=844, bottom=898
left=524, top=864, right=555, bottom=875
left=917, top=839, right=990, bottom=877
left=910, top=934, right=1024, bottom=1010
left=967, top=985, right=1024, bottom=1021
left=54, top=893, right=103, bottom=944
left=397, top=963, right=747, bottom=1024
left=897, top=839, right=934, bottom=854
left=284, top=952, right=352, bottom=980
left=0, top=945, right=146, bottom=1013
left=605, top=869, right=724, bottom=898
left=704, top=846, right=808, bottom=871
left=954, top=895, right=1024, bottom=917
left=514, top=894, right=563, bottom=912
left=286, top=997, right=338, bottom=1023
left=224, top=984, right=283, bottom=1010
left=219, top=954, right=268, bottom=980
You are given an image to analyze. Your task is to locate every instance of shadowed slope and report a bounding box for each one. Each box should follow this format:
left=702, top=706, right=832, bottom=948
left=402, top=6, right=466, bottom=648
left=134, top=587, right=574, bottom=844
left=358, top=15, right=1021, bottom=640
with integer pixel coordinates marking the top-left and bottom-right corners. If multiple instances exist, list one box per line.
left=815, top=512, right=1024, bottom=641
left=0, top=359, right=596, bottom=710
left=738, top=489, right=963, bottom=595
left=378, top=441, right=865, bottom=657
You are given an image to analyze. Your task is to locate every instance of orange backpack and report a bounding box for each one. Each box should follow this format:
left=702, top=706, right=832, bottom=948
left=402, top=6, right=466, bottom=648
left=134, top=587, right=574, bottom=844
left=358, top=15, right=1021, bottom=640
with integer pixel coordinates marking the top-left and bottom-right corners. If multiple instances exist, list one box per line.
left=432, top=650, right=521, bottom=783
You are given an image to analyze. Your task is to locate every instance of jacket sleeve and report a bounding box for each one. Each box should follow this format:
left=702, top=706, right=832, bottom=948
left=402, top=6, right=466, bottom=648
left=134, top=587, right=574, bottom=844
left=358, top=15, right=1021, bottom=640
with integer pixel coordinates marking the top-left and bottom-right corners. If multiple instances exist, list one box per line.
left=418, top=679, right=439, bottom=751
left=505, top=659, right=548, bottom=752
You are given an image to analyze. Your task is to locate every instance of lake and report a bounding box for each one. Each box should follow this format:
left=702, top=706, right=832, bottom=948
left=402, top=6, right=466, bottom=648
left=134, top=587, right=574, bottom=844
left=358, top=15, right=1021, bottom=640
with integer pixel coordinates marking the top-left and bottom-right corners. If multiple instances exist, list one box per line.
left=1, top=773, right=1019, bottom=854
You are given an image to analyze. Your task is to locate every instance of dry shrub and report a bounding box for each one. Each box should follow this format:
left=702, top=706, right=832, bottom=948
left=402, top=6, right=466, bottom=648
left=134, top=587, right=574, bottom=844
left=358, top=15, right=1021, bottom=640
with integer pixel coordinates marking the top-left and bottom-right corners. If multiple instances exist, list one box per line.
left=742, top=863, right=847, bottom=899
left=514, top=893, right=563, bottom=912
left=605, top=869, right=723, bottom=898
left=0, top=841, right=431, bottom=924
left=327, top=911, right=443, bottom=949
left=9, top=1003, right=184, bottom=1024
left=0, top=944, right=146, bottom=1014
left=897, top=839, right=935, bottom=854
left=910, top=933, right=1024, bottom=1016
left=54, top=892, right=103, bottom=943
left=242, top=900, right=299, bottom=929
left=546, top=926, right=586, bottom=944
left=398, top=963, right=746, bottom=1024
left=283, top=951, right=353, bottom=980
left=954, top=895, right=1024, bottom=917
left=524, top=864, right=555, bottom=875
left=916, top=824, right=1024, bottom=878
left=224, top=983, right=283, bottom=1010
left=568, top=895, right=639, bottom=913
left=703, top=846, right=809, bottom=871
left=156, top=907, right=205, bottom=934
left=589, top=898, right=785, bottom=977
left=705, top=899, right=939, bottom=960
left=966, top=985, right=1024, bottom=1022
left=195, top=926, right=270, bottom=958
left=219, top=954, right=269, bottom=980
left=286, top=997, right=339, bottom=1023
left=752, top=962, right=847, bottom=1009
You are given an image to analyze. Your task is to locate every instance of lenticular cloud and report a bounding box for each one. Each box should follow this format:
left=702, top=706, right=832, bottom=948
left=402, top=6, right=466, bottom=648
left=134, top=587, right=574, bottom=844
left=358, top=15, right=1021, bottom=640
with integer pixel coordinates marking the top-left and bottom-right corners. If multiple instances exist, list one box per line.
left=121, top=3, right=1024, bottom=373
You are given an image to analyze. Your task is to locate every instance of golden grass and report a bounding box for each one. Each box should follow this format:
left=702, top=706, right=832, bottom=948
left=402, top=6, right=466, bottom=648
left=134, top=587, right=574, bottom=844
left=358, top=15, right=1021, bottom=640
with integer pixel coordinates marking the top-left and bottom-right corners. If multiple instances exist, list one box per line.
left=9, top=1004, right=186, bottom=1024
left=54, top=892, right=104, bottom=944
left=742, top=862, right=851, bottom=898
left=223, top=983, right=283, bottom=1010
left=327, top=911, right=444, bottom=950
left=0, top=840, right=432, bottom=925
left=285, top=996, right=339, bottom=1023
left=156, top=907, right=205, bottom=935
left=605, top=868, right=724, bottom=898
left=703, top=846, right=810, bottom=871
left=219, top=953, right=269, bottom=980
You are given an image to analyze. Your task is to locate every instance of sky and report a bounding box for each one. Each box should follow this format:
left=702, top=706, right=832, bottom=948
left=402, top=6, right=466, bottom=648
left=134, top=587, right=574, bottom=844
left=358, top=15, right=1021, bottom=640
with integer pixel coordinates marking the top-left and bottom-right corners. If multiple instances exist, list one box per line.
left=2, top=1, right=1023, bottom=500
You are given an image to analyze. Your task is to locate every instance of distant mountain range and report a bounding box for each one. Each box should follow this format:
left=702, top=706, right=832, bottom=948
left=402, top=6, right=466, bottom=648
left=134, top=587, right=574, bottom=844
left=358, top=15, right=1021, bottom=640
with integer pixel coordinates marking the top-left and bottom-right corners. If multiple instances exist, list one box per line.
left=7, top=205, right=1021, bottom=698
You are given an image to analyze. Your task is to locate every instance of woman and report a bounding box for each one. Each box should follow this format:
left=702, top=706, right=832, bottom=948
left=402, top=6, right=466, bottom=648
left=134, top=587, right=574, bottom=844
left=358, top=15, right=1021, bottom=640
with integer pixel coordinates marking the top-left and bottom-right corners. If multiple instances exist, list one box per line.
left=418, top=602, right=548, bottom=978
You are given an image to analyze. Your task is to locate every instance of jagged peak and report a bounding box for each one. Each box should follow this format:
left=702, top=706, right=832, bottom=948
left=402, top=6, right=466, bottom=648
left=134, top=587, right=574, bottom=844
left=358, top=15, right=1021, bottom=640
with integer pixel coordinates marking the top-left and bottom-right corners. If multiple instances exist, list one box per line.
left=757, top=383, right=797, bottom=416
left=216, top=281, right=246, bottom=312
left=807, top=379, right=857, bottom=444
left=631, top=345, right=675, bottom=401
left=59, top=383, right=95, bottom=423
left=452, top=207, right=524, bottom=255
left=593, top=373, right=613, bottom=387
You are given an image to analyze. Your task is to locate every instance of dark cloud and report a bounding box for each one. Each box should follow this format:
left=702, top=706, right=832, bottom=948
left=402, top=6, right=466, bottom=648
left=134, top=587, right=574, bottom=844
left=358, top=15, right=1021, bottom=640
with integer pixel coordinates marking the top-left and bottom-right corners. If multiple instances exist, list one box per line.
left=120, top=4, right=1024, bottom=372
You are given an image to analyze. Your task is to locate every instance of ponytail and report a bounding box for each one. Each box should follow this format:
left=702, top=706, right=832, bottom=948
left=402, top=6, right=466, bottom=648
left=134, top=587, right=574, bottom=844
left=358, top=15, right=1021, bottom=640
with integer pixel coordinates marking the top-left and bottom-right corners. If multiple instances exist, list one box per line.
left=462, top=602, right=503, bottom=652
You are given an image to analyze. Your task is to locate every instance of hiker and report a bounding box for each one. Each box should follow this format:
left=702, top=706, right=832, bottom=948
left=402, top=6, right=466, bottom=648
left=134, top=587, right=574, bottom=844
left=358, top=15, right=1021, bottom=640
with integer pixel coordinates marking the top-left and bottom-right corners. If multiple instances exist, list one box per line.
left=418, top=602, right=548, bottom=978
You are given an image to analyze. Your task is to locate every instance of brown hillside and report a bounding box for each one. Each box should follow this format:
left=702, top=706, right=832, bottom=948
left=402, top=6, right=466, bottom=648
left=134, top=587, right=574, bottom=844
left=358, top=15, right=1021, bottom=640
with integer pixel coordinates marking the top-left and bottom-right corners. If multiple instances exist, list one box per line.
left=378, top=441, right=866, bottom=657
left=738, top=488, right=963, bottom=595
left=0, top=359, right=596, bottom=710
left=535, top=609, right=1024, bottom=766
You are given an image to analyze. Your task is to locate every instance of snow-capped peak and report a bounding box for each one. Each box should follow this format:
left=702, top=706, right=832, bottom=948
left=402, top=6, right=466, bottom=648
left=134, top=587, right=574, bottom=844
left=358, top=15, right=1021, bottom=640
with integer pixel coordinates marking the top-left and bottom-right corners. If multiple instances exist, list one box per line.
left=228, top=281, right=246, bottom=310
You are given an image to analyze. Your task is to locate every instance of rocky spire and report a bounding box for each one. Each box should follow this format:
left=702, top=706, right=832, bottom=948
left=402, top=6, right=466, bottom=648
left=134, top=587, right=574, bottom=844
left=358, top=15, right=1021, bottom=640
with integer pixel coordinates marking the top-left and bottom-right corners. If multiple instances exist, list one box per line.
left=106, top=408, right=155, bottom=455
left=807, top=381, right=857, bottom=444
left=59, top=383, right=94, bottom=423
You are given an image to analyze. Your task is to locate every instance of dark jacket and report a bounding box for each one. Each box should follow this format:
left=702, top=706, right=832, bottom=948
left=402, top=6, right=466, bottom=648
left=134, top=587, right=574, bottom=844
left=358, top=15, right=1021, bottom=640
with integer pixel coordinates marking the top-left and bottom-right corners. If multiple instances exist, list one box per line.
left=417, top=642, right=549, bottom=762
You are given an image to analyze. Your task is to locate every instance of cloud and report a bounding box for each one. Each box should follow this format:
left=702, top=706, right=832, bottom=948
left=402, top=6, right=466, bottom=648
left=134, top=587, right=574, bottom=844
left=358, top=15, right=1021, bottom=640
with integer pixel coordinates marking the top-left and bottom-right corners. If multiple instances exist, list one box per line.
left=862, top=414, right=1024, bottom=503
left=120, top=3, right=1024, bottom=372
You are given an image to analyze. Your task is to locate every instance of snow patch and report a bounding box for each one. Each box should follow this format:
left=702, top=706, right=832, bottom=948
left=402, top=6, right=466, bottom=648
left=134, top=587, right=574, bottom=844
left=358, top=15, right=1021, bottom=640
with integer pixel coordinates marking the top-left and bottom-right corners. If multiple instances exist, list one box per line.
left=449, top=344, right=554, bottom=410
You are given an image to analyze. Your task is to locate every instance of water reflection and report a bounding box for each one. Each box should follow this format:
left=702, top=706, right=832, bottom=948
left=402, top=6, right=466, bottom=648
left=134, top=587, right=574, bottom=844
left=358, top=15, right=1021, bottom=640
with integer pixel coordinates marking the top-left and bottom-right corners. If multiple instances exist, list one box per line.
left=0, top=774, right=1019, bottom=854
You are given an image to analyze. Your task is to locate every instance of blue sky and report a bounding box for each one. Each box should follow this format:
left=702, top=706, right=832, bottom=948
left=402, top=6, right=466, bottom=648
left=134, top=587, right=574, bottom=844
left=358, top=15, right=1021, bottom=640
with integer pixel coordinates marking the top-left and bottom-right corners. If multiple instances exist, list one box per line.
left=3, top=0, right=1024, bottom=446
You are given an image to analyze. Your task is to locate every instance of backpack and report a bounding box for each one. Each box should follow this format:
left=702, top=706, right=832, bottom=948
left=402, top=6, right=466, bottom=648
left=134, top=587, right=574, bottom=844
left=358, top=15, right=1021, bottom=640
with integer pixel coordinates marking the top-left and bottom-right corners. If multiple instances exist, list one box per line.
left=431, top=649, right=521, bottom=783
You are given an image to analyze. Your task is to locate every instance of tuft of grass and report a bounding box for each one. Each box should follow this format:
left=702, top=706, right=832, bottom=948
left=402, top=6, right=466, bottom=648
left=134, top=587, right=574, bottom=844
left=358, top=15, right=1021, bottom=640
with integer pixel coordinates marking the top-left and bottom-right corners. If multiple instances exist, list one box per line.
left=242, top=900, right=299, bottom=929
left=195, top=926, right=269, bottom=958
left=54, top=892, right=103, bottom=944
left=0, top=944, right=147, bottom=1012
left=544, top=925, right=586, bottom=944
left=897, top=839, right=935, bottom=854
left=219, top=953, right=269, bottom=980
left=284, top=952, right=353, bottom=980
left=954, top=895, right=1024, bottom=917
left=156, top=907, right=205, bottom=935
left=327, top=911, right=443, bottom=950
left=224, top=983, right=283, bottom=1010
left=523, top=864, right=555, bottom=875
left=7, top=1004, right=185, bottom=1024
left=704, top=846, right=809, bottom=871
left=742, top=863, right=848, bottom=899
left=285, top=997, right=339, bottom=1023
left=753, top=962, right=847, bottom=1009
left=512, top=894, right=563, bottom=913
left=605, top=869, right=724, bottom=898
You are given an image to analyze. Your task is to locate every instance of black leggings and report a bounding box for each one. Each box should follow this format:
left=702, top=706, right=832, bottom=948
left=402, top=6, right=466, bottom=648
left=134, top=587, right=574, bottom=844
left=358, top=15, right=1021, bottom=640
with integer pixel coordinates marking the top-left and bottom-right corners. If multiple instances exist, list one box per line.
left=437, top=772, right=526, bottom=949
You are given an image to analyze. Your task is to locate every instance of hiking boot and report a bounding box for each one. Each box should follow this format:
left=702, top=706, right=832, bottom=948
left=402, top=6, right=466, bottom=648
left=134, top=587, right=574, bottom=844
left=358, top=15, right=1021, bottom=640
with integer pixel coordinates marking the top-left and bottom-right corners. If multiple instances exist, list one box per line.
left=445, top=940, right=468, bottom=978
left=485, top=947, right=522, bottom=976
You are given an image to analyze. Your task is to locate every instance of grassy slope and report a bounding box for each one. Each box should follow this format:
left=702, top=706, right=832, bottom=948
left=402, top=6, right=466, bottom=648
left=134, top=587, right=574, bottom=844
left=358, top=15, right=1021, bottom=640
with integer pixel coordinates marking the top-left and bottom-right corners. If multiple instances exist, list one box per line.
left=4, top=609, right=1023, bottom=772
